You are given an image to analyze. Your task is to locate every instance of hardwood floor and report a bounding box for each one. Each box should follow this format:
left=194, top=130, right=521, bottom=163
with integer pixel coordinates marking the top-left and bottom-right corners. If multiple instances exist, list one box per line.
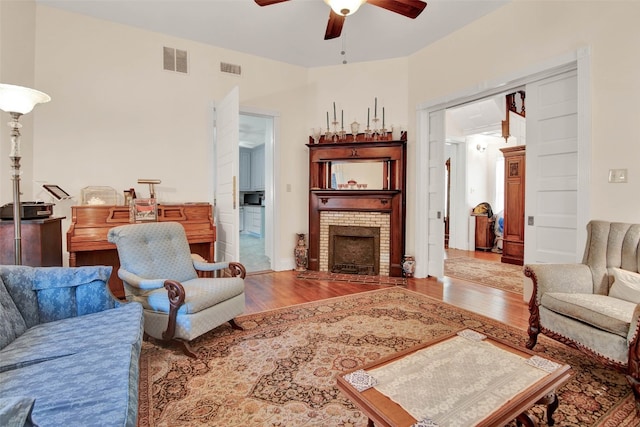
left=243, top=250, right=529, bottom=331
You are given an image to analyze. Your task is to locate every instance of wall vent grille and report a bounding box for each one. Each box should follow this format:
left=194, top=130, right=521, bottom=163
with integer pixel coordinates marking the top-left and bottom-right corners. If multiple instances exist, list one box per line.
left=163, top=47, right=188, bottom=74
left=220, top=62, right=241, bottom=75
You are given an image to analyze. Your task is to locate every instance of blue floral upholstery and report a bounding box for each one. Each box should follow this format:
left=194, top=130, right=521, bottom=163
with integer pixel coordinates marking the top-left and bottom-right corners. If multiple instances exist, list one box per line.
left=107, top=222, right=245, bottom=344
left=0, top=265, right=144, bottom=427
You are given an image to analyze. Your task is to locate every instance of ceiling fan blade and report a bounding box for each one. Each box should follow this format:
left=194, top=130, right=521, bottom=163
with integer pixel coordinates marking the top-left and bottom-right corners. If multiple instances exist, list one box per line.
left=366, top=0, right=427, bottom=19
left=324, top=9, right=345, bottom=40
left=254, top=0, right=290, bottom=6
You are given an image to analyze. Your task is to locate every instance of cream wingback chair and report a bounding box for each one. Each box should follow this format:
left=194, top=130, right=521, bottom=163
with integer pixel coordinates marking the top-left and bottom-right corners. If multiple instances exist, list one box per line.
left=525, top=220, right=640, bottom=407
left=108, top=221, right=246, bottom=357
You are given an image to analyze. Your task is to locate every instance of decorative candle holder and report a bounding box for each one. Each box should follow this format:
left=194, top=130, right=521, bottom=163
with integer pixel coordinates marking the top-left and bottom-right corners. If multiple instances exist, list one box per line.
left=364, top=126, right=373, bottom=141
left=379, top=128, right=388, bottom=140
left=371, top=117, right=380, bottom=141
left=331, top=121, right=339, bottom=142
left=339, top=129, right=347, bottom=141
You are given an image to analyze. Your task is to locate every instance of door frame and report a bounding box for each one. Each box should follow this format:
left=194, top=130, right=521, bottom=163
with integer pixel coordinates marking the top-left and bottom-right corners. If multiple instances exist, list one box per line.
left=414, top=47, right=592, bottom=278
left=239, top=106, right=280, bottom=271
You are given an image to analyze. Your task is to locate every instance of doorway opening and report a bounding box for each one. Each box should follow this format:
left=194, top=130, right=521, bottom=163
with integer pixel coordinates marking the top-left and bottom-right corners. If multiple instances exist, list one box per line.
left=239, top=113, right=272, bottom=273
left=444, top=91, right=525, bottom=268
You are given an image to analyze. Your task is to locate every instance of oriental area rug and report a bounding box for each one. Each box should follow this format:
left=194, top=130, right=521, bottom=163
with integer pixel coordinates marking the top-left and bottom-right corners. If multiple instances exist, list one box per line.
left=138, top=288, right=638, bottom=427
left=444, top=256, right=524, bottom=294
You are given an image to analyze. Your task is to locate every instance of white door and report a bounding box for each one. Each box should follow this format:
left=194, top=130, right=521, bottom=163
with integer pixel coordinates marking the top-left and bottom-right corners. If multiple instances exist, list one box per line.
left=524, top=70, right=579, bottom=264
left=427, top=110, right=446, bottom=277
left=214, top=86, right=240, bottom=263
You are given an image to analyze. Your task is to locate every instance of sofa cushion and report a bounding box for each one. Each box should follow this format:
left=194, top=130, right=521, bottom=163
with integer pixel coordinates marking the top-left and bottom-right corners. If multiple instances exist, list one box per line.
left=0, top=396, right=37, bottom=427
left=0, top=302, right=143, bottom=373
left=609, top=268, right=640, bottom=304
left=32, top=266, right=113, bottom=323
left=0, top=276, right=27, bottom=350
left=0, top=266, right=39, bottom=328
left=0, top=345, right=139, bottom=427
left=542, top=292, right=636, bottom=338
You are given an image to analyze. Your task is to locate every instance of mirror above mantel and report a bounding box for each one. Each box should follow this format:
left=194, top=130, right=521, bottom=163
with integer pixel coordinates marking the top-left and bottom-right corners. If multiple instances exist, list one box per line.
left=331, top=161, right=384, bottom=190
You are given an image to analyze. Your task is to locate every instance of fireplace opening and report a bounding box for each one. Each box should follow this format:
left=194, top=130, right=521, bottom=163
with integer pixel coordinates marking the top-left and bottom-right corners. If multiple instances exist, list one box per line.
left=329, top=225, right=380, bottom=275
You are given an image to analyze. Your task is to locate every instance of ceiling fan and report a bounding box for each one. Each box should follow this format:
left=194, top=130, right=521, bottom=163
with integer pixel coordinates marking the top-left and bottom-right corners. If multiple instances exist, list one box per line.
left=254, top=0, right=428, bottom=40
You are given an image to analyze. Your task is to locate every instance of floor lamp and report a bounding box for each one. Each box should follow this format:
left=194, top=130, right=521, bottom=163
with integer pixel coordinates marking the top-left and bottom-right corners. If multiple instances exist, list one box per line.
left=0, top=84, right=51, bottom=265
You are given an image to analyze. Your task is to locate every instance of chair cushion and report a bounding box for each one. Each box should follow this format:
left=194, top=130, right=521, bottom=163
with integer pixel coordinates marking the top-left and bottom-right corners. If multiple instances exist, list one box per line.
left=143, top=277, right=244, bottom=314
left=609, top=268, right=640, bottom=303
left=541, top=292, right=636, bottom=338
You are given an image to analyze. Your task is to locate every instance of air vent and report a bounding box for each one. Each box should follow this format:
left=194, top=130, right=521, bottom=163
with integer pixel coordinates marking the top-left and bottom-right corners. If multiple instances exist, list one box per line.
left=163, top=47, right=188, bottom=74
left=220, top=62, right=241, bottom=75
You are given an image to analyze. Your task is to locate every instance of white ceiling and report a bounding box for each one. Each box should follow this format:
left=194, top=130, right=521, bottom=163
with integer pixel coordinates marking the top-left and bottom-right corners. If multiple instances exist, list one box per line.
left=37, top=0, right=510, bottom=68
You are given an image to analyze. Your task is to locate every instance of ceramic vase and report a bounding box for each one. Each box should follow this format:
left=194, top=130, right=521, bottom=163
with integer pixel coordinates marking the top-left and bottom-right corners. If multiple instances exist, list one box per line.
left=402, top=255, right=416, bottom=278
left=294, top=233, right=308, bottom=271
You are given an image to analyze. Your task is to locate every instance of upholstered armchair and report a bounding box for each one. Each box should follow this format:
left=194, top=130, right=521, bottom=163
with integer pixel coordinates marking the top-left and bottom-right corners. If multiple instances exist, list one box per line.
left=107, top=221, right=246, bottom=357
left=525, top=220, right=640, bottom=406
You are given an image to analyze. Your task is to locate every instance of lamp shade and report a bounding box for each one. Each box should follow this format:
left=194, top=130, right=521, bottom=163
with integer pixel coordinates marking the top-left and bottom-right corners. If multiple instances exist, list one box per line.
left=324, top=0, right=365, bottom=16
left=0, top=83, right=51, bottom=115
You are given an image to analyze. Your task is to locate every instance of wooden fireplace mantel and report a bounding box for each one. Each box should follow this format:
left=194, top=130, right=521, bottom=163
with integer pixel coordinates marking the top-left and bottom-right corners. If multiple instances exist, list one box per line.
left=307, top=139, right=407, bottom=276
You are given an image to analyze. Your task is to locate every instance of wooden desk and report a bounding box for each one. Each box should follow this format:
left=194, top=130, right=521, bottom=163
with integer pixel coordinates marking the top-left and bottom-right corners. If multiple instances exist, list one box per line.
left=67, top=204, right=215, bottom=299
left=0, top=216, right=65, bottom=266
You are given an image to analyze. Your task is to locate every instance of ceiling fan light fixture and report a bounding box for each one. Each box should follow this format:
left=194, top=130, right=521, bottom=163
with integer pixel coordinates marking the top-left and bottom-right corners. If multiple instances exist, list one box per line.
left=324, top=0, right=365, bottom=16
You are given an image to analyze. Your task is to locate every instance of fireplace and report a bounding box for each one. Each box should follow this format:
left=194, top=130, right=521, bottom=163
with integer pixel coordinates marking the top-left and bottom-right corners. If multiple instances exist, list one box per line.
left=319, top=211, right=391, bottom=276
left=329, top=225, right=380, bottom=275
left=307, top=139, right=406, bottom=276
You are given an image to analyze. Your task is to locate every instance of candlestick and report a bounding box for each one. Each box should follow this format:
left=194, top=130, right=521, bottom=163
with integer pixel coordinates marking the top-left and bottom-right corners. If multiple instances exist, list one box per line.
left=367, top=108, right=370, bottom=127
left=326, top=111, right=329, bottom=129
left=374, top=97, right=377, bottom=118
left=333, top=102, right=336, bottom=121
left=382, top=107, right=385, bottom=129
left=341, top=110, right=344, bottom=129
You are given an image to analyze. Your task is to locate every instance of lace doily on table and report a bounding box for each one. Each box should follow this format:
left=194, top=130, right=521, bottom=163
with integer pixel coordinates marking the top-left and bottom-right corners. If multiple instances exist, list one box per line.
left=343, top=369, right=377, bottom=392
left=457, top=329, right=487, bottom=341
left=412, top=418, right=439, bottom=427
left=526, top=355, right=562, bottom=373
left=370, top=336, right=553, bottom=426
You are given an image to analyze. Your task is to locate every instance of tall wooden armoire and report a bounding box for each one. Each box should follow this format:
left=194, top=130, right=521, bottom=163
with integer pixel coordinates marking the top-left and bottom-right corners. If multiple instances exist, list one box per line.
left=500, top=146, right=526, bottom=265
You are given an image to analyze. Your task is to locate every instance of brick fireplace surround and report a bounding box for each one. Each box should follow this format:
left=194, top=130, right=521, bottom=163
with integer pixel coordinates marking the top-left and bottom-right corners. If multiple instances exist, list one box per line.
left=320, top=211, right=391, bottom=276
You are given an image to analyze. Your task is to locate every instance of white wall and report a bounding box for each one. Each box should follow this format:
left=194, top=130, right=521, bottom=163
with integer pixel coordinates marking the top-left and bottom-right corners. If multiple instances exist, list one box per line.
left=31, top=5, right=311, bottom=266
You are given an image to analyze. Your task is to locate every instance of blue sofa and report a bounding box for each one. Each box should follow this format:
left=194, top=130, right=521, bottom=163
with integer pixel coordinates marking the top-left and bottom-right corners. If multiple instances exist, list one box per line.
left=0, top=265, right=144, bottom=427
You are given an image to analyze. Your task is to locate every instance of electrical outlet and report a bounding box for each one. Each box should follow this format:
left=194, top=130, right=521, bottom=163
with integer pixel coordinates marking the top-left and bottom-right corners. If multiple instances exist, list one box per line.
left=608, top=169, right=628, bottom=183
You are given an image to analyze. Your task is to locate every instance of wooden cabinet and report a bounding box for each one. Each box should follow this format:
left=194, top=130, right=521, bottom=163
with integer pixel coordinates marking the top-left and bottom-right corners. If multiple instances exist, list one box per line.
left=244, top=206, right=262, bottom=237
left=67, top=203, right=215, bottom=298
left=0, top=217, right=65, bottom=266
left=500, top=146, right=526, bottom=265
left=239, top=145, right=265, bottom=191
left=239, top=148, right=251, bottom=191
left=250, top=145, right=265, bottom=191
left=474, top=214, right=495, bottom=251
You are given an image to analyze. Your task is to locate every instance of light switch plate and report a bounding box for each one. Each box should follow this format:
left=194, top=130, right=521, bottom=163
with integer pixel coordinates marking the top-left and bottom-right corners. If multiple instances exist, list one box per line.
left=609, top=169, right=628, bottom=183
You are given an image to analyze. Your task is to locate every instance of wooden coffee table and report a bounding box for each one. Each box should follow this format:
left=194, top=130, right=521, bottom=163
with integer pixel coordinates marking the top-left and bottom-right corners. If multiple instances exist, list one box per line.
left=336, top=329, right=571, bottom=427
